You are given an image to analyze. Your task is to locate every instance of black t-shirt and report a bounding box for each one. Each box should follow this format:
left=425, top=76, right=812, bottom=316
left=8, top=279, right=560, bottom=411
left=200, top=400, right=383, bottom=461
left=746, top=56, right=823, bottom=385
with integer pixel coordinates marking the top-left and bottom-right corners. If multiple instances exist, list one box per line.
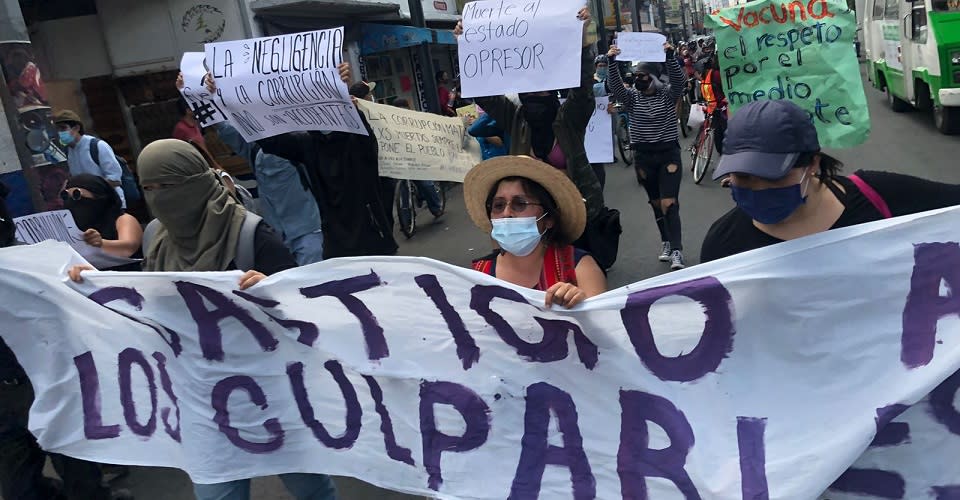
left=700, top=170, right=960, bottom=263
left=248, top=222, right=298, bottom=276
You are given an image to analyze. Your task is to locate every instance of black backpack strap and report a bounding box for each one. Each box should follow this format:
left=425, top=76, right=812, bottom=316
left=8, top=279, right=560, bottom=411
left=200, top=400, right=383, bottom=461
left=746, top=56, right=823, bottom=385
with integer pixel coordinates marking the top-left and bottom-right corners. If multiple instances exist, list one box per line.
left=234, top=212, right=262, bottom=271
left=88, top=137, right=101, bottom=166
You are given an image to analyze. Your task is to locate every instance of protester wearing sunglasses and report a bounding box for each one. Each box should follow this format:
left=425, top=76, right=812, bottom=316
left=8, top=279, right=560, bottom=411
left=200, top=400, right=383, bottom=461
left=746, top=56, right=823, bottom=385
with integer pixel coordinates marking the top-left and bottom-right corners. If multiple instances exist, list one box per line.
left=62, top=174, right=142, bottom=269
left=465, top=156, right=606, bottom=309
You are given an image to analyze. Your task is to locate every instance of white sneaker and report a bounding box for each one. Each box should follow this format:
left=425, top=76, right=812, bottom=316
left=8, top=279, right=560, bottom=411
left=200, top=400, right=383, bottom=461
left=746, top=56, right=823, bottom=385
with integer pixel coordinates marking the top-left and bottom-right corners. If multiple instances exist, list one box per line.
left=670, top=250, right=686, bottom=270
left=658, top=242, right=672, bottom=262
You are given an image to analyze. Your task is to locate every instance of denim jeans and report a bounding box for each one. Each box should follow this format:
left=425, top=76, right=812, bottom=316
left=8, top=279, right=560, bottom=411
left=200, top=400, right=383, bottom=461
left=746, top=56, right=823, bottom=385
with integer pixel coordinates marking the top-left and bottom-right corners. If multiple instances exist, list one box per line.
left=399, top=180, right=443, bottom=215
left=193, top=473, right=337, bottom=500
left=0, top=381, right=112, bottom=500
left=288, top=230, right=324, bottom=266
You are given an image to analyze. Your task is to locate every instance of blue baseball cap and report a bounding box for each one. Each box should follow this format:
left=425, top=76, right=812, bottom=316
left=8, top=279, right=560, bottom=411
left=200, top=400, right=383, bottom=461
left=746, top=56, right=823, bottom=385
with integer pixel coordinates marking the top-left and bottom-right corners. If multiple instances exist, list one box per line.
left=712, top=100, right=820, bottom=181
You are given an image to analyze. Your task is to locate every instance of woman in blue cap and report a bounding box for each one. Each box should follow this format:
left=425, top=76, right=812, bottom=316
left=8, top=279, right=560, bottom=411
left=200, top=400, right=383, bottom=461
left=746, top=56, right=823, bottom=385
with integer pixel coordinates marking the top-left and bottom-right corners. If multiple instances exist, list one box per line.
left=700, top=99, right=960, bottom=262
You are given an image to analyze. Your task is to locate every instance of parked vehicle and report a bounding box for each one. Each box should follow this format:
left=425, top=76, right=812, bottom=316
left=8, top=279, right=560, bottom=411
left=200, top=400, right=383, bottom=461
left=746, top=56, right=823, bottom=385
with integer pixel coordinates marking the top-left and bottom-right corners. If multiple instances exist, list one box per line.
left=863, top=0, right=960, bottom=134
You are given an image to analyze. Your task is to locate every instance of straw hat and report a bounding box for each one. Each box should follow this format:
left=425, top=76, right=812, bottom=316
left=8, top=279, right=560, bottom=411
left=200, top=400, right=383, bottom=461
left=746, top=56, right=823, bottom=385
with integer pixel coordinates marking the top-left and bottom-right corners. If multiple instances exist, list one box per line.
left=463, top=156, right=587, bottom=243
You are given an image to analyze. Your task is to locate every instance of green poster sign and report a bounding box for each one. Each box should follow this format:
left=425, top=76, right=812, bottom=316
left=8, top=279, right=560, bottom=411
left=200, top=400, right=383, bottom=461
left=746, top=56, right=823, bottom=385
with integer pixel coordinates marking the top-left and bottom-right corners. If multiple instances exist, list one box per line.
left=705, top=0, right=869, bottom=148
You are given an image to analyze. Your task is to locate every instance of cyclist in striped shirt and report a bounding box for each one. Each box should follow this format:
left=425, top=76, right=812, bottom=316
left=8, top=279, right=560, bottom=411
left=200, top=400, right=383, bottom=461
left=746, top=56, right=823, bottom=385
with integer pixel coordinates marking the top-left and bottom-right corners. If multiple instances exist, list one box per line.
left=607, top=41, right=689, bottom=270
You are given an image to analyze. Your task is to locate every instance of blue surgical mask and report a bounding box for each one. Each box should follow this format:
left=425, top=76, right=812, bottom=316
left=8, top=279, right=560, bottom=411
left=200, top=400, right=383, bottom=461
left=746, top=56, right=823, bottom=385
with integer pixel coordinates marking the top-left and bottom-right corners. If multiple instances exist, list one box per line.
left=490, top=214, right=547, bottom=257
left=58, top=131, right=75, bottom=145
left=596, top=68, right=608, bottom=81
left=730, top=171, right=811, bottom=225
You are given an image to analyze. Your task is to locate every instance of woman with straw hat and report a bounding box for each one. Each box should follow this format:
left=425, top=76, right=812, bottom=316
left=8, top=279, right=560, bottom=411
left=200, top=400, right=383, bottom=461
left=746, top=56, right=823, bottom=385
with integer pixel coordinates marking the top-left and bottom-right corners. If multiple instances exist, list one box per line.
left=464, top=156, right=607, bottom=309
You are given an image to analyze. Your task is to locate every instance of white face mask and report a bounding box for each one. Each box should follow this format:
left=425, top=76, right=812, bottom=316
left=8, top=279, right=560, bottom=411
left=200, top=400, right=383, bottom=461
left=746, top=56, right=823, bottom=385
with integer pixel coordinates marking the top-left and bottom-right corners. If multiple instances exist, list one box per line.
left=490, top=215, right=547, bottom=257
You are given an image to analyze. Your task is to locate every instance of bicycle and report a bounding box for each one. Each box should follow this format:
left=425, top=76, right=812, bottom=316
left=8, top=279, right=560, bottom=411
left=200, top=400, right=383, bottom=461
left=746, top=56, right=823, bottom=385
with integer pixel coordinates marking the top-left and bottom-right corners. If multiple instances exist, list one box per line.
left=690, top=103, right=719, bottom=185
left=395, top=179, right=447, bottom=239
left=613, top=102, right=633, bottom=167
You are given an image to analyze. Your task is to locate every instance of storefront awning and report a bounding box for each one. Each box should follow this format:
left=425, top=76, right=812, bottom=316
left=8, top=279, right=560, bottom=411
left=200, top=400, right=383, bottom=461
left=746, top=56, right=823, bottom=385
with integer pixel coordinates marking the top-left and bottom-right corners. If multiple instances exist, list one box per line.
left=250, top=0, right=400, bottom=18
left=359, top=23, right=455, bottom=56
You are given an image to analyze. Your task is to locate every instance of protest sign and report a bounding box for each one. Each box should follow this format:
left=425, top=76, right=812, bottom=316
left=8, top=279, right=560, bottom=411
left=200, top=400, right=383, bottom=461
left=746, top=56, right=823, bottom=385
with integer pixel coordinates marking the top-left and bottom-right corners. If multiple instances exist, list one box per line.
left=456, top=103, right=479, bottom=122
left=458, top=0, right=584, bottom=98
left=615, top=32, right=667, bottom=62
left=5, top=204, right=960, bottom=498
left=705, top=0, right=870, bottom=148
left=357, top=100, right=481, bottom=182
left=179, top=52, right=227, bottom=127
left=585, top=96, right=613, bottom=163
left=203, top=28, right=367, bottom=142
left=13, top=210, right=139, bottom=269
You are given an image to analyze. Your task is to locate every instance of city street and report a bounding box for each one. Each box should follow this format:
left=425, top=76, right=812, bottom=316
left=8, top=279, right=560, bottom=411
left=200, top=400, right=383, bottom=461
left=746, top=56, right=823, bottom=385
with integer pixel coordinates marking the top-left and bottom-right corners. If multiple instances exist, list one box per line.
left=18, top=74, right=960, bottom=500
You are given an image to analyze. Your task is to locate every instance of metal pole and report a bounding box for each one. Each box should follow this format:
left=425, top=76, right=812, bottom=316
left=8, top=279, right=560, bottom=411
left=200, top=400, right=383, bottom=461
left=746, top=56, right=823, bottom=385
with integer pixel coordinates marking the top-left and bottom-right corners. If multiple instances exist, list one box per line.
left=0, top=0, right=48, bottom=213
left=658, top=0, right=668, bottom=33
left=631, top=0, right=642, bottom=31
left=680, top=0, right=688, bottom=38
left=409, top=0, right=441, bottom=114
left=593, top=0, right=608, bottom=52
left=613, top=0, right=623, bottom=32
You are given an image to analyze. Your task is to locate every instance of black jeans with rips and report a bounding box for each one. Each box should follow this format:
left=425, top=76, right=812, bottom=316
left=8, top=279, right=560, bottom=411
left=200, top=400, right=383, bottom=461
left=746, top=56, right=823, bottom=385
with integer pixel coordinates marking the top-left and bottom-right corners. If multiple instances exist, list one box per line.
left=0, top=380, right=111, bottom=500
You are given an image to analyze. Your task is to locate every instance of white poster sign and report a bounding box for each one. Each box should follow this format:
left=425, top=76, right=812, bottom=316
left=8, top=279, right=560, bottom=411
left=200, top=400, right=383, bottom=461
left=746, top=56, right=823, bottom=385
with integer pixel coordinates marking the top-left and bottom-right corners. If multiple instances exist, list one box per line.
left=458, top=0, right=584, bottom=98
left=203, top=28, right=367, bottom=142
left=358, top=100, right=482, bottom=182
left=585, top=96, right=613, bottom=164
left=179, top=52, right=228, bottom=127
left=12, top=210, right=139, bottom=270
left=616, top=32, right=667, bottom=62
left=5, top=205, right=960, bottom=498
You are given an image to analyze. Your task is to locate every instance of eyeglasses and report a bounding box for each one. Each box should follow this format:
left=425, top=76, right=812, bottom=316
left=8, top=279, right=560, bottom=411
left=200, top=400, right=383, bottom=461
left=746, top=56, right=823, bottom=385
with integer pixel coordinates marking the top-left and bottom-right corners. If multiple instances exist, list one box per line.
left=60, top=189, right=83, bottom=202
left=489, top=197, right=542, bottom=215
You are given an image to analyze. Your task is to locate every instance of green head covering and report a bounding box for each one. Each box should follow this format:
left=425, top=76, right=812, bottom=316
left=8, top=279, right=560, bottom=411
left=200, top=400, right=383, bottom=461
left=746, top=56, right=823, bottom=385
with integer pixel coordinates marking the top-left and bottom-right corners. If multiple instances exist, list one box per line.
left=138, top=139, right=246, bottom=272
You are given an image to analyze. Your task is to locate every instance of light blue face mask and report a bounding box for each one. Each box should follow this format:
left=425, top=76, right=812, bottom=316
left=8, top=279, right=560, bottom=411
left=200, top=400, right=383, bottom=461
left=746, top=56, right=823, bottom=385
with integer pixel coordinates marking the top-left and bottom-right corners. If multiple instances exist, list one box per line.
left=58, top=130, right=75, bottom=145
left=490, top=214, right=547, bottom=257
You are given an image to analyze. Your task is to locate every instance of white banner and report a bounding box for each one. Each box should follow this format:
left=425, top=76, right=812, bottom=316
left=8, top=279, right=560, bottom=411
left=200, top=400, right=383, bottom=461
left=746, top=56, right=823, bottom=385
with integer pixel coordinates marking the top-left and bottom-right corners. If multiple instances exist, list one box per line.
left=4, top=206, right=960, bottom=498
left=203, top=28, right=367, bottom=142
left=179, top=52, right=228, bottom=127
left=585, top=96, right=613, bottom=164
left=458, top=0, right=583, bottom=98
left=358, top=100, right=482, bottom=182
left=615, top=32, right=667, bottom=62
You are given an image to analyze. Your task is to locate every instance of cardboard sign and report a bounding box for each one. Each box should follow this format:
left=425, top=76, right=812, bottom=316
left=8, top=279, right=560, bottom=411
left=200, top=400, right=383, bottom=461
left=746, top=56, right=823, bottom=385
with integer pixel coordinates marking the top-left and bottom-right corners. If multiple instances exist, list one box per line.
left=358, top=100, right=482, bottom=182
left=179, top=52, right=227, bottom=127
left=13, top=210, right=139, bottom=269
left=203, top=28, right=367, bottom=141
left=585, top=96, right=613, bottom=163
left=615, top=32, right=667, bottom=62
left=458, top=0, right=584, bottom=98
left=705, top=0, right=870, bottom=147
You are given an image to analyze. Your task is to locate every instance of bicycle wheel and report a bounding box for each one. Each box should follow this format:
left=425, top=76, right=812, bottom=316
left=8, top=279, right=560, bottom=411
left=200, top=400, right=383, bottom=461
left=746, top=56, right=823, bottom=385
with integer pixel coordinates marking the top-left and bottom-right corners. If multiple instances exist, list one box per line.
left=692, top=129, right=714, bottom=185
left=616, top=116, right=632, bottom=166
left=395, top=180, right=417, bottom=239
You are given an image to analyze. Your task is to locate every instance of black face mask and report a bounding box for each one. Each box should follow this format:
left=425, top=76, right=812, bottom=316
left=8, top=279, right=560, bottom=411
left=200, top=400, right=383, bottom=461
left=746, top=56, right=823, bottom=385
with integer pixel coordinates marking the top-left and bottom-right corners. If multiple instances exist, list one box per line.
left=63, top=196, right=111, bottom=233
left=520, top=95, right=561, bottom=160
left=636, top=78, right=653, bottom=92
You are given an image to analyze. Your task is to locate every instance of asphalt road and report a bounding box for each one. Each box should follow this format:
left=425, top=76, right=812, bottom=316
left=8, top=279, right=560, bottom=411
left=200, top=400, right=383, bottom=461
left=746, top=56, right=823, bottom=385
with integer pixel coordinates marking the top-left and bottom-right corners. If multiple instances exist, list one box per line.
left=15, top=73, right=960, bottom=500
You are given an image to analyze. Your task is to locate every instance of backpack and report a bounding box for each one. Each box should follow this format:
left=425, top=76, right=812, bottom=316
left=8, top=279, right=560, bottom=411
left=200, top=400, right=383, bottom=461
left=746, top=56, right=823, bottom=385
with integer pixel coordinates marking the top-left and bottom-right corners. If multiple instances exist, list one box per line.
left=141, top=211, right=262, bottom=271
left=86, top=137, right=142, bottom=203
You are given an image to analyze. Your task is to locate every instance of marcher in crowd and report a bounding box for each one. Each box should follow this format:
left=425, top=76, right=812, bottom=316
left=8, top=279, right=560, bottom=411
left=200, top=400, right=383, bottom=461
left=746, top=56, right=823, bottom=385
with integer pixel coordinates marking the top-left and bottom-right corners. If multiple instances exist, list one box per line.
left=701, top=100, right=960, bottom=262
left=468, top=110, right=510, bottom=161
left=63, top=174, right=142, bottom=270
left=436, top=70, right=457, bottom=116
left=54, top=109, right=127, bottom=208
left=172, top=97, right=205, bottom=146
left=698, top=53, right=727, bottom=156
left=607, top=41, right=688, bottom=270
left=1, top=181, right=134, bottom=500
left=465, top=156, right=606, bottom=308
left=455, top=7, right=617, bottom=271
left=252, top=64, right=398, bottom=259
left=69, top=139, right=335, bottom=500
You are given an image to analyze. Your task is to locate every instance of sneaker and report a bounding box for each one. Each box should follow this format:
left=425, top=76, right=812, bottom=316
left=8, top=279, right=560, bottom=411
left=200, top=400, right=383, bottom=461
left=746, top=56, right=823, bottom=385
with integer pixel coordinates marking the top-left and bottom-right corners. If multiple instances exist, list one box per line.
left=658, top=242, right=672, bottom=262
left=670, top=250, right=686, bottom=270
